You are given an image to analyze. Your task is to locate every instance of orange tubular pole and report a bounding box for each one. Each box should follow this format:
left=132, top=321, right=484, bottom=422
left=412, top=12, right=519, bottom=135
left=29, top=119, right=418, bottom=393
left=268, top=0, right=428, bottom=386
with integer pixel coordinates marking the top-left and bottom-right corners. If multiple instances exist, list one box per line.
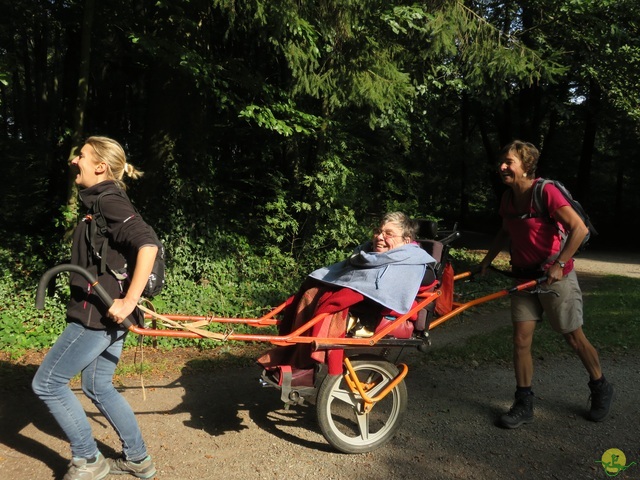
left=144, top=301, right=287, bottom=327
left=453, top=271, right=473, bottom=281
left=130, top=311, right=332, bottom=346
left=343, top=357, right=409, bottom=413
left=145, top=314, right=279, bottom=327
left=428, top=277, right=540, bottom=330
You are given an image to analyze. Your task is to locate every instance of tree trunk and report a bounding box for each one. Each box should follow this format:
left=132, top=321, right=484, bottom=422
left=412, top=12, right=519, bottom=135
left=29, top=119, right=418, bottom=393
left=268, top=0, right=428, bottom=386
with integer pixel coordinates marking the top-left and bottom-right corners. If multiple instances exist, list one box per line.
left=577, top=78, right=601, bottom=206
left=65, top=0, right=96, bottom=236
left=459, top=94, right=470, bottom=221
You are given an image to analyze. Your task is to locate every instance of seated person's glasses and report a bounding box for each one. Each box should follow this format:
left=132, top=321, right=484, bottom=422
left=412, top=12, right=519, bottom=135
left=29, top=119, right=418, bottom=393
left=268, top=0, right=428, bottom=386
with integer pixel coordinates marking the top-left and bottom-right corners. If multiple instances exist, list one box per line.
left=373, top=228, right=404, bottom=240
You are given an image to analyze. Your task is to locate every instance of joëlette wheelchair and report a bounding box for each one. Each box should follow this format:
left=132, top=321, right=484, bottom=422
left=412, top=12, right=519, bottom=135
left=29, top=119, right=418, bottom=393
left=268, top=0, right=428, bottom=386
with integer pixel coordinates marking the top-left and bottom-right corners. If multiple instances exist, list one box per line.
left=36, top=222, right=544, bottom=454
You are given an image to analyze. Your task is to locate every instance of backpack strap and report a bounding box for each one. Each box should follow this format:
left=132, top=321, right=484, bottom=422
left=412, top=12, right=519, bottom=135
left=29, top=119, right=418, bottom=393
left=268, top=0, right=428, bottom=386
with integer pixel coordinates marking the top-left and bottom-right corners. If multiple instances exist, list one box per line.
left=504, top=178, right=550, bottom=221
left=532, top=178, right=566, bottom=265
left=85, top=190, right=128, bottom=277
left=531, top=178, right=551, bottom=220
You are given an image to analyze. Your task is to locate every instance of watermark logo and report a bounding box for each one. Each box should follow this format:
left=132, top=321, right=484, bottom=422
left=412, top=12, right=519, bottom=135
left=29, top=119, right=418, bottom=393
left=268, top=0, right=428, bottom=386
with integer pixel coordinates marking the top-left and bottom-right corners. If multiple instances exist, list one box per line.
left=595, top=449, right=637, bottom=477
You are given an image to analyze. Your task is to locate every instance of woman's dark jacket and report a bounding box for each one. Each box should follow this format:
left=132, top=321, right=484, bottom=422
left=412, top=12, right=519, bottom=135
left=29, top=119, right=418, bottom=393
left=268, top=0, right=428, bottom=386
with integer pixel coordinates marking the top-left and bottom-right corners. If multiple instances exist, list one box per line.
left=67, top=180, right=156, bottom=330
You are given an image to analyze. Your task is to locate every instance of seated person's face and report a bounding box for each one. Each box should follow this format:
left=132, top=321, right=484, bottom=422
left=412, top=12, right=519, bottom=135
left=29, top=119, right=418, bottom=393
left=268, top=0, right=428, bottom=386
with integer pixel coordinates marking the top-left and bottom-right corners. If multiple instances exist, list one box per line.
left=372, top=222, right=408, bottom=253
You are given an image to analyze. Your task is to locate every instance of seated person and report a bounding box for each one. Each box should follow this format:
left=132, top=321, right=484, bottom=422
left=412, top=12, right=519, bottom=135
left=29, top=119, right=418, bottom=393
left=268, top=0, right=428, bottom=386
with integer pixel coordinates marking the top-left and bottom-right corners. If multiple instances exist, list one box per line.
left=309, top=212, right=434, bottom=316
left=258, top=212, right=436, bottom=376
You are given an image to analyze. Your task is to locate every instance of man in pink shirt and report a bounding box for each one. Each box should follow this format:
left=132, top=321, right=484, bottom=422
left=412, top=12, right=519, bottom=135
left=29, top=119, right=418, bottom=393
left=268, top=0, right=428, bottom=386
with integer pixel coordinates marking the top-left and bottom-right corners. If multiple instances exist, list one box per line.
left=479, top=140, right=613, bottom=428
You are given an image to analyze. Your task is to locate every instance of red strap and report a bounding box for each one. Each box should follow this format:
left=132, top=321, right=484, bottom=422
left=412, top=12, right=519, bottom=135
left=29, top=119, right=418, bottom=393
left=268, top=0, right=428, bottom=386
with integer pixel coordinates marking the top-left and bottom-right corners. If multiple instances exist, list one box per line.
left=435, top=263, right=454, bottom=316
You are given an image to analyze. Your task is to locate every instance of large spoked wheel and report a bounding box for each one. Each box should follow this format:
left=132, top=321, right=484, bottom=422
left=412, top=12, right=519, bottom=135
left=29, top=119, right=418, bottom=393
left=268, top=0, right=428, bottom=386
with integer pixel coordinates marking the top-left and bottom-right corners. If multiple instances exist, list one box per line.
left=316, top=357, right=408, bottom=454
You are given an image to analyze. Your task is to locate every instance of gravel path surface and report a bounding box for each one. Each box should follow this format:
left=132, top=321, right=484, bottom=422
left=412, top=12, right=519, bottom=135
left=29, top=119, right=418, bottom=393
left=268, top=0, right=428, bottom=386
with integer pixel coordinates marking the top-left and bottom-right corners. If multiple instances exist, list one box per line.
left=1, top=250, right=639, bottom=480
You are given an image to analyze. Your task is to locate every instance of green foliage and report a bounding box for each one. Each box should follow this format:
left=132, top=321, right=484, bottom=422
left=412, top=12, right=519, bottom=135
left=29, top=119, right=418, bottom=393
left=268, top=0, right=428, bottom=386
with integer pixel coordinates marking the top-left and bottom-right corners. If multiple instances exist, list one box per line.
left=160, top=230, right=302, bottom=318
left=0, top=237, right=69, bottom=355
left=239, top=101, right=323, bottom=137
left=564, top=0, right=640, bottom=121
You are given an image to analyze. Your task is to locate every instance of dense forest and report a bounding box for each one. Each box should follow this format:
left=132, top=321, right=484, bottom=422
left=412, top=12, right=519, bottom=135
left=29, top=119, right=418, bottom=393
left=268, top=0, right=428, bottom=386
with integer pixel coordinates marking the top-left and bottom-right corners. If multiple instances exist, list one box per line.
left=1, top=0, right=639, bottom=346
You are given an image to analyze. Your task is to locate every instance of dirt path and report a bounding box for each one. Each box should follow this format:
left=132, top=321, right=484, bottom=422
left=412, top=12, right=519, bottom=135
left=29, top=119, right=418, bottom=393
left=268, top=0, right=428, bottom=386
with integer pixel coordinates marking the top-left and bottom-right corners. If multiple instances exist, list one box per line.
left=1, top=252, right=639, bottom=480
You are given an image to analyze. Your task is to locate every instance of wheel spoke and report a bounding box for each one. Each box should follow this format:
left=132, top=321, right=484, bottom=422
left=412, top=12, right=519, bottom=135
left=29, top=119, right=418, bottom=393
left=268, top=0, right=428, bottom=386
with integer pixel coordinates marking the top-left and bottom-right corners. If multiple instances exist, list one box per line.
left=355, top=410, right=370, bottom=440
left=330, top=388, right=357, bottom=406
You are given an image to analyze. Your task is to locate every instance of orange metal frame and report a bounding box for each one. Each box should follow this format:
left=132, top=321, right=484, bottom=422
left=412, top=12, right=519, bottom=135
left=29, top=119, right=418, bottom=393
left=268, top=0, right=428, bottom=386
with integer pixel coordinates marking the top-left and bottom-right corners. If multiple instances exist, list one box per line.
left=130, top=272, right=541, bottom=349
left=127, top=272, right=542, bottom=407
left=343, top=357, right=409, bottom=413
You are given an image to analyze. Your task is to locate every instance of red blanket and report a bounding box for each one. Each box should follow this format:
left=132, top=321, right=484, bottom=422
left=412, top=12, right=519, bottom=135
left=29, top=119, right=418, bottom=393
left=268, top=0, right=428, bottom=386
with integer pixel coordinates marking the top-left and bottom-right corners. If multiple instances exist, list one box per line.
left=257, top=285, right=364, bottom=375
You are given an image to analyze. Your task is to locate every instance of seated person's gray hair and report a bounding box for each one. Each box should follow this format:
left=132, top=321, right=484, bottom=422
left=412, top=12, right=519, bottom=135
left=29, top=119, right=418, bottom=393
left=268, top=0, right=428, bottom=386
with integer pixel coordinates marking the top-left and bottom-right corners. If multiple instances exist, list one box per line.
left=380, top=212, right=418, bottom=240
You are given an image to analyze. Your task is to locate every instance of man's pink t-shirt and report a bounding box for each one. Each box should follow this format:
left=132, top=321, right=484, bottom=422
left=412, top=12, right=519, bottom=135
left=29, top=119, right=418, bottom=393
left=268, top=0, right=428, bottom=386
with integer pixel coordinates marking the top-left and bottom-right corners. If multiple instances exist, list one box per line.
left=499, top=179, right=574, bottom=272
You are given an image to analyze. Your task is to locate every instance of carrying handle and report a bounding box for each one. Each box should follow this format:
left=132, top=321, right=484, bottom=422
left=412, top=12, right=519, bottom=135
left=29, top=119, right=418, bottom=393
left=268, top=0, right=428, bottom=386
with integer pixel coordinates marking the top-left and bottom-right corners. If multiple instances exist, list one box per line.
left=35, top=264, right=134, bottom=329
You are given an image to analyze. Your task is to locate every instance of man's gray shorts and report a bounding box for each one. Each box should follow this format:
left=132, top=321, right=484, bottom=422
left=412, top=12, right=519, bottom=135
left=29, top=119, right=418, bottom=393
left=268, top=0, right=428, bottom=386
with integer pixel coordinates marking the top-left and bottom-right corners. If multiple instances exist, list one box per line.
left=511, top=270, right=583, bottom=334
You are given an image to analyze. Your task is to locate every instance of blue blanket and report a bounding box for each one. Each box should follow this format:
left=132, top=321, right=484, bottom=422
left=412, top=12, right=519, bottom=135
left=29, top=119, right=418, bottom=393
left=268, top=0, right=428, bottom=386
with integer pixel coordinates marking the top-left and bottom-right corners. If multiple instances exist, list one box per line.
left=308, top=242, right=435, bottom=314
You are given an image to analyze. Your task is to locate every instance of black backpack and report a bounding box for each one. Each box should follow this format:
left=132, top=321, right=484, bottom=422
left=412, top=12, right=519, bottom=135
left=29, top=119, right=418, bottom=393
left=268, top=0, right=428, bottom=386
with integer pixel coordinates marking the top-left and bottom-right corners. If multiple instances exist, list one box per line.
left=510, top=178, right=598, bottom=251
left=86, top=190, right=165, bottom=298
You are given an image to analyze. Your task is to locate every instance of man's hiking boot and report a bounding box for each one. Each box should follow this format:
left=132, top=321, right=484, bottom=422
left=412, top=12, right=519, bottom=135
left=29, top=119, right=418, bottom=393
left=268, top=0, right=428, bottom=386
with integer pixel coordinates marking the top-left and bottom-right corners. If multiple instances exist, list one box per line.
left=63, top=452, right=109, bottom=480
left=108, top=455, right=157, bottom=479
left=499, top=392, right=534, bottom=429
left=588, top=379, right=614, bottom=422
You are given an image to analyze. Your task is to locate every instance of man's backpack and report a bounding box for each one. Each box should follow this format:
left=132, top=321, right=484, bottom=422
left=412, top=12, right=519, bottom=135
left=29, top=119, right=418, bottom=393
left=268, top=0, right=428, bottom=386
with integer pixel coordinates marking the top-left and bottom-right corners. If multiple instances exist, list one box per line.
left=530, top=178, right=598, bottom=251
left=86, top=190, right=165, bottom=298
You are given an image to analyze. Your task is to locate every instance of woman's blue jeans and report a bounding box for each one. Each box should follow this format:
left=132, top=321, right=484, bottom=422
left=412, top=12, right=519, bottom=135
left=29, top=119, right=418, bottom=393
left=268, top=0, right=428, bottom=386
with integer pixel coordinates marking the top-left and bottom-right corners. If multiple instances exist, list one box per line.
left=32, top=322, right=148, bottom=461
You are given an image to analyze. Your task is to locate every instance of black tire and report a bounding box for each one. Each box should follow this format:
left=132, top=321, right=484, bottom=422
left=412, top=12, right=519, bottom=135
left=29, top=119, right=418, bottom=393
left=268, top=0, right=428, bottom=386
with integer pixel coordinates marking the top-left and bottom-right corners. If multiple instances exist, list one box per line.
left=316, top=357, right=408, bottom=454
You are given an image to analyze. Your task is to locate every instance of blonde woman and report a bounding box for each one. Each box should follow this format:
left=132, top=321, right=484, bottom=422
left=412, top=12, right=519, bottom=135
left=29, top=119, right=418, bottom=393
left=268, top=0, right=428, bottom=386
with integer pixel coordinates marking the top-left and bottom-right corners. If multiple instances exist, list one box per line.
left=33, top=136, right=157, bottom=479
